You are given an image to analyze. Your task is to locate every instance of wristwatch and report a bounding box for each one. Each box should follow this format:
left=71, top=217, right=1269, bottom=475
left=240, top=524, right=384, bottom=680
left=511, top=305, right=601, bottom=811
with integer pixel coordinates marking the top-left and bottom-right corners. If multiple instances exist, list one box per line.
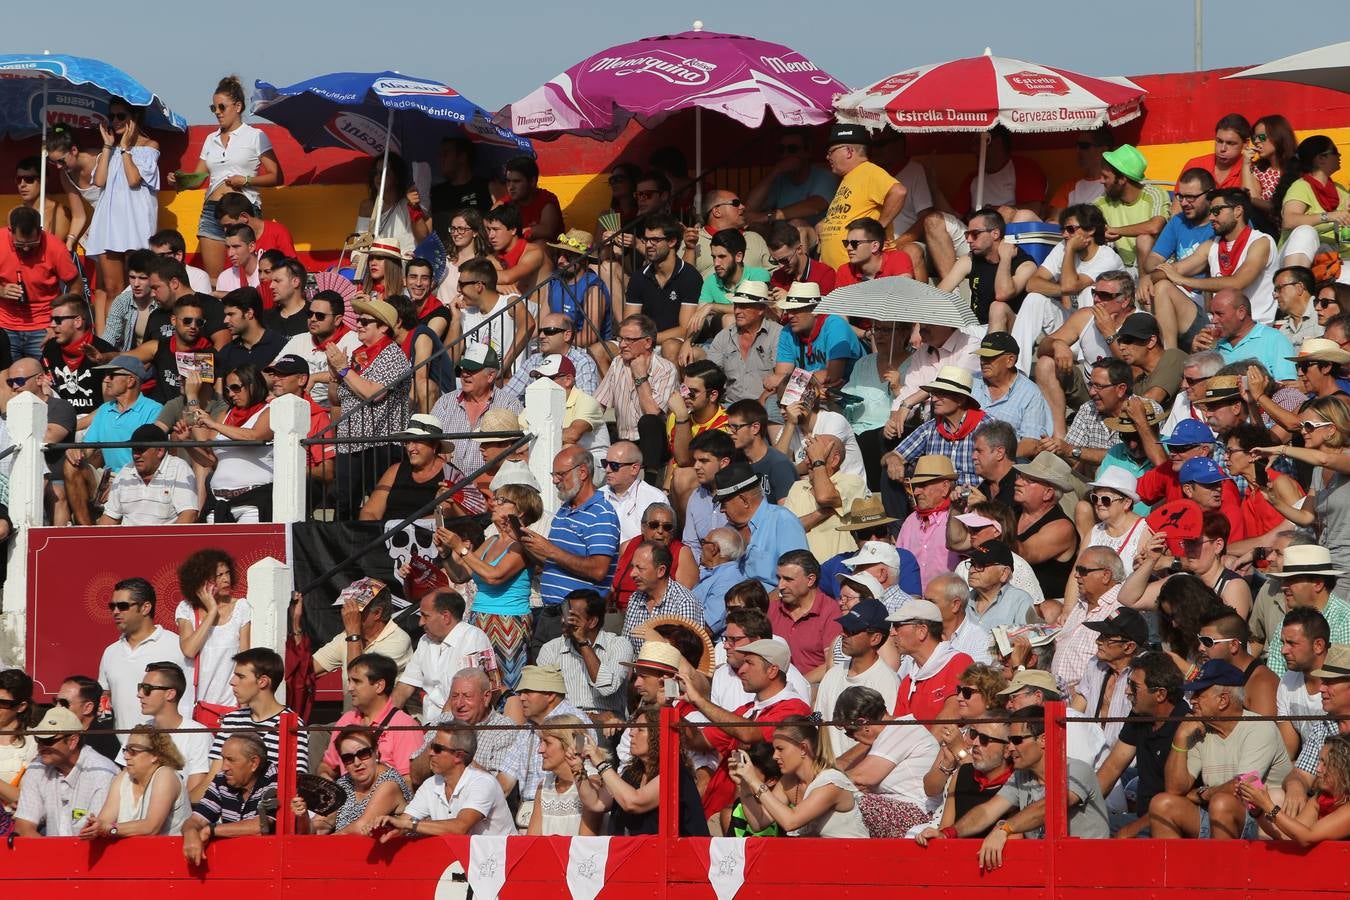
left=108, top=824, right=119, bottom=837
left=633, top=375, right=650, bottom=387
left=1071, top=447, right=1083, bottom=460
left=345, top=633, right=362, bottom=643
left=810, top=459, right=827, bottom=469
left=405, top=816, right=422, bottom=837
left=1263, top=804, right=1282, bottom=820
left=1103, top=334, right=1117, bottom=345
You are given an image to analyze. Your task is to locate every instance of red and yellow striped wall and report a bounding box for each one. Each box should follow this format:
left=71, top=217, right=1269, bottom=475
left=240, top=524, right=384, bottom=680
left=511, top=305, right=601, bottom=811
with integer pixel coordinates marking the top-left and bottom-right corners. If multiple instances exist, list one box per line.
left=1, top=66, right=1347, bottom=272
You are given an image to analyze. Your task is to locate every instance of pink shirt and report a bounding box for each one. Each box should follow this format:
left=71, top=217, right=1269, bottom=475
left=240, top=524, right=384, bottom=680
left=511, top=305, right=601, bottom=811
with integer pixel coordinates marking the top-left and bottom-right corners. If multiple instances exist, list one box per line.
left=321, top=699, right=423, bottom=777
left=897, top=507, right=959, bottom=591
left=894, top=329, right=982, bottom=410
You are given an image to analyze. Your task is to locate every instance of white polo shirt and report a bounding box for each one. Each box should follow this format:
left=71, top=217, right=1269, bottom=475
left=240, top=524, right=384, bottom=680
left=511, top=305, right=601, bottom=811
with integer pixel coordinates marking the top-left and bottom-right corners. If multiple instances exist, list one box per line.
left=601, top=479, right=671, bottom=544
left=404, top=764, right=514, bottom=835
left=98, top=626, right=194, bottom=747
left=399, top=621, right=494, bottom=721
left=103, top=453, right=199, bottom=525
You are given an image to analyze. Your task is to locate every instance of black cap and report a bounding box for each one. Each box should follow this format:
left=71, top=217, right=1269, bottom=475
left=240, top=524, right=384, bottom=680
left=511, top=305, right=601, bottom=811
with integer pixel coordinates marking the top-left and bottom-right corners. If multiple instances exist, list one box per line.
left=712, top=462, right=760, bottom=500
left=827, top=123, right=871, bottom=148
left=1116, top=312, right=1161, bottom=344
left=1085, top=608, right=1150, bottom=647
left=131, top=423, right=165, bottom=444
left=976, top=331, right=1019, bottom=359
left=967, top=539, right=1014, bottom=569
left=265, top=354, right=309, bottom=376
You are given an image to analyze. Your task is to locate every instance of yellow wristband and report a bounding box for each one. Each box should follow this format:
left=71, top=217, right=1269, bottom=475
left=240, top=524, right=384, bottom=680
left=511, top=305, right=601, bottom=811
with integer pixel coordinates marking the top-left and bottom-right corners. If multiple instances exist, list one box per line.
left=1171, top=743, right=1188, bottom=753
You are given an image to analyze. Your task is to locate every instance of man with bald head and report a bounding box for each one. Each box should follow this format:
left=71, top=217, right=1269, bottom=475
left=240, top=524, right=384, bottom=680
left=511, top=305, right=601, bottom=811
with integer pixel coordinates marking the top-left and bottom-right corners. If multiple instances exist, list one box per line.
left=687, top=189, right=772, bottom=277
left=783, top=434, right=869, bottom=562
left=1195, top=288, right=1296, bottom=381
left=518, top=446, right=620, bottom=657
left=7, top=355, right=79, bottom=520
left=600, top=440, right=670, bottom=542
left=503, top=311, right=600, bottom=401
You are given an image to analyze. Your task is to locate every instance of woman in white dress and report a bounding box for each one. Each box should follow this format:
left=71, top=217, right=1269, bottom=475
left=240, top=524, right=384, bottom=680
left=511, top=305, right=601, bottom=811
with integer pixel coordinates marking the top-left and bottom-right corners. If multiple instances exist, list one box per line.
left=528, top=714, right=604, bottom=836
left=0, top=670, right=37, bottom=831
left=728, top=715, right=869, bottom=838
left=79, top=726, right=190, bottom=838
left=174, top=548, right=251, bottom=713
left=82, top=100, right=160, bottom=320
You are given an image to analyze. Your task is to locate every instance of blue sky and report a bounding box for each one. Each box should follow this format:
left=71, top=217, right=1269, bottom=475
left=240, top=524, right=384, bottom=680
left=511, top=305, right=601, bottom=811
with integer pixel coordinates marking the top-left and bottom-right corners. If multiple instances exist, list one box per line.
left=5, top=1, right=1349, bottom=125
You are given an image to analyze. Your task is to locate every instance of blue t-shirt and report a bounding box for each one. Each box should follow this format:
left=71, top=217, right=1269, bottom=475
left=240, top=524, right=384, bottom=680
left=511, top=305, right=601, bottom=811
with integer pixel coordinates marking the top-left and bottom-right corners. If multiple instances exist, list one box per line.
left=540, top=491, right=620, bottom=606
left=1153, top=214, right=1214, bottom=263
left=547, top=271, right=613, bottom=341
left=765, top=167, right=840, bottom=226
left=775, top=314, right=863, bottom=378
left=84, top=394, right=165, bottom=471
left=1219, top=324, right=1297, bottom=382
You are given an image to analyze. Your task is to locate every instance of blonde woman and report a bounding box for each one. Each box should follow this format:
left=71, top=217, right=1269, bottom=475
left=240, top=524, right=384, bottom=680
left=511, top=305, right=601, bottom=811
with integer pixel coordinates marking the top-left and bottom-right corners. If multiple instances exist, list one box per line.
left=80, top=725, right=190, bottom=838
left=1253, top=395, right=1350, bottom=563
left=728, top=715, right=868, bottom=837
left=527, top=714, right=604, bottom=836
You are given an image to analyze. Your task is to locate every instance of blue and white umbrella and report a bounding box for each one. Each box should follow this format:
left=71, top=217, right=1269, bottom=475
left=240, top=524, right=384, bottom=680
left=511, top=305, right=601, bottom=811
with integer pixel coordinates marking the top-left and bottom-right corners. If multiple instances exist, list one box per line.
left=0, top=52, right=186, bottom=227
left=253, top=71, right=533, bottom=236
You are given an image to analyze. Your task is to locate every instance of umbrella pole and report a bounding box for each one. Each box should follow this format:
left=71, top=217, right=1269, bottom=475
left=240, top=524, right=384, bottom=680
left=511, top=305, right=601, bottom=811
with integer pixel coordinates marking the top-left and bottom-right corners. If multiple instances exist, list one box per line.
left=370, top=107, right=395, bottom=237
left=38, top=80, right=49, bottom=230
left=694, top=106, right=703, bottom=217
left=974, top=131, right=988, bottom=211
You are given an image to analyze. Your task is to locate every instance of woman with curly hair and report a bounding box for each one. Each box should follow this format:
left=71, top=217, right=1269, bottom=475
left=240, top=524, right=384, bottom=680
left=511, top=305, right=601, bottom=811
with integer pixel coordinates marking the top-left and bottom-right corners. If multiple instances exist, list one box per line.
left=80, top=724, right=190, bottom=838
left=175, top=549, right=250, bottom=714
left=1240, top=734, right=1350, bottom=844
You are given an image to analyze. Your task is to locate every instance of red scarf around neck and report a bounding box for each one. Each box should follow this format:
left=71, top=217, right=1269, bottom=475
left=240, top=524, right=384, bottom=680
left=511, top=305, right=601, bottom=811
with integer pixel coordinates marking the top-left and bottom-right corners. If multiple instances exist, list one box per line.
left=417, top=294, right=442, bottom=321
left=915, top=497, right=952, bottom=519
left=314, top=324, right=351, bottom=351
left=352, top=335, right=395, bottom=372
left=58, top=332, right=94, bottom=368
left=799, top=315, right=828, bottom=365
left=224, top=399, right=266, bottom=428
left=170, top=335, right=210, bottom=354
left=1304, top=175, right=1341, bottom=213
left=1216, top=226, right=1253, bottom=277
left=935, top=407, right=985, bottom=441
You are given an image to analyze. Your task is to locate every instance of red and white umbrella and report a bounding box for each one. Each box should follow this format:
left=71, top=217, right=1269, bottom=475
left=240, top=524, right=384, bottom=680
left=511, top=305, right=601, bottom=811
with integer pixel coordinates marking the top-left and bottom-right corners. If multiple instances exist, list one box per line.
left=834, top=49, right=1145, bottom=206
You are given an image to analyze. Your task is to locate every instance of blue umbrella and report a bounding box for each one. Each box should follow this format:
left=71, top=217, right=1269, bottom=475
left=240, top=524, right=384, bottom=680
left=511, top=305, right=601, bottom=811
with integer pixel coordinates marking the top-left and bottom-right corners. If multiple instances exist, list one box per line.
left=0, top=52, right=186, bottom=228
left=252, top=71, right=532, bottom=236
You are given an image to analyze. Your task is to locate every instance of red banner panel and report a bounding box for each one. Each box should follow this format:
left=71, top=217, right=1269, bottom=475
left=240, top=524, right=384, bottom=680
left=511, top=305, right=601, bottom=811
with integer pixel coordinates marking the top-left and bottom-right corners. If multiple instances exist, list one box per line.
left=24, top=524, right=287, bottom=699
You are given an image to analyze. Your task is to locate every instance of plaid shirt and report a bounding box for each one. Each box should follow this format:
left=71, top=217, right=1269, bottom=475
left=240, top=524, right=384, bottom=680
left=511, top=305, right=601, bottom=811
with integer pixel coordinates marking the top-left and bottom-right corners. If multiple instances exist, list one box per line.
left=499, top=701, right=594, bottom=800
left=622, top=580, right=706, bottom=654
left=1065, top=402, right=1118, bottom=451
left=1052, top=584, right=1123, bottom=693
left=419, top=709, right=519, bottom=774
left=1296, top=718, right=1343, bottom=773
left=893, top=418, right=979, bottom=486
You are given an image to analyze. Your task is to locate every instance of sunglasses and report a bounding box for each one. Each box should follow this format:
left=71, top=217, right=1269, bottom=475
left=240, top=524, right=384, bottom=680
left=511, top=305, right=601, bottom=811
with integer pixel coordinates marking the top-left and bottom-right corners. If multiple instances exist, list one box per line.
left=1006, top=733, right=1038, bottom=746
left=1074, top=565, right=1109, bottom=577
left=224, top=383, right=246, bottom=394
left=1166, top=444, right=1201, bottom=455
left=1207, top=205, right=1232, bottom=216
left=15, top=174, right=37, bottom=185
left=136, top=682, right=173, bottom=695
left=602, top=459, right=637, bottom=471
left=713, top=198, right=744, bottom=210
left=355, top=316, right=379, bottom=327
left=110, top=112, right=132, bottom=122
left=964, top=727, right=1010, bottom=747
left=209, top=103, right=233, bottom=113
left=51, top=314, right=81, bottom=324
left=841, top=239, right=875, bottom=250
left=1061, top=224, right=1081, bottom=235
left=306, top=310, right=331, bottom=320
left=1253, top=132, right=1269, bottom=142
left=0, top=698, right=20, bottom=709
left=1302, top=420, right=1335, bottom=433
left=1316, top=298, right=1339, bottom=310
left=1197, top=635, right=1238, bottom=649
left=1296, top=360, right=1326, bottom=373
left=339, top=746, right=376, bottom=765
left=5, top=374, right=36, bottom=389
left=177, top=316, right=203, bottom=326
left=956, top=685, right=979, bottom=700
left=428, top=742, right=457, bottom=755
left=964, top=228, right=990, bottom=240
left=108, top=600, right=140, bottom=612
left=1091, top=289, right=1123, bottom=302
left=35, top=734, right=65, bottom=747
left=1088, top=493, right=1122, bottom=507
left=123, top=744, right=154, bottom=756
left=538, top=326, right=568, bottom=336
left=644, top=520, right=675, bottom=532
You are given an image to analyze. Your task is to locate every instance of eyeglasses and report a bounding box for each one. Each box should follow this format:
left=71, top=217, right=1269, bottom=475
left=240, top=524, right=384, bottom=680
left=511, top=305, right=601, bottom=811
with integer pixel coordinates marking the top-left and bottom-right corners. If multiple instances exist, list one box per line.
left=638, top=235, right=669, bottom=244
left=1091, top=289, right=1123, bottom=302
left=1074, top=565, right=1108, bottom=577
left=224, top=383, right=245, bottom=394
left=177, top=316, right=203, bottom=326
left=768, top=255, right=794, bottom=268
left=1274, top=281, right=1300, bottom=293
left=538, top=326, right=568, bottom=336
left=1006, top=733, right=1038, bottom=747
left=4, top=374, right=36, bottom=389
left=841, top=239, right=875, bottom=250
left=964, top=228, right=990, bottom=240
left=617, top=335, right=650, bottom=345
left=964, top=727, right=1010, bottom=747
left=51, top=314, right=80, bottom=324
left=108, top=601, right=139, bottom=612
left=1302, top=420, right=1335, bottom=433
left=306, top=311, right=331, bottom=320
left=136, top=682, right=173, bottom=696
left=1088, top=493, right=1122, bottom=507
left=602, top=459, right=637, bottom=471
left=644, top=520, right=675, bottom=532
left=1316, top=298, right=1340, bottom=310
left=355, top=316, right=379, bottom=327
left=1086, top=380, right=1120, bottom=393
left=1174, top=191, right=1205, bottom=202
left=339, top=747, right=376, bottom=765
left=12, top=237, right=42, bottom=250
left=123, top=744, right=154, bottom=756
left=725, top=422, right=752, bottom=432
left=428, top=742, right=458, bottom=755
left=1197, top=635, right=1238, bottom=649
left=550, top=463, right=584, bottom=482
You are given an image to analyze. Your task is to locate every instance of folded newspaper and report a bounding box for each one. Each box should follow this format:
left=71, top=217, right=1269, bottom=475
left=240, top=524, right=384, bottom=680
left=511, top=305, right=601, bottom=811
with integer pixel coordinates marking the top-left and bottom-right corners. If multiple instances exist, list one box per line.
left=990, top=623, right=1060, bottom=657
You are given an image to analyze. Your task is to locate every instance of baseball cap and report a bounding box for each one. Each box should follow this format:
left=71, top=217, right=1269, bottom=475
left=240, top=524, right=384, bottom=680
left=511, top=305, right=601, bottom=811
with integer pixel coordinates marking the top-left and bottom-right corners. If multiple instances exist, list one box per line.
left=35, top=704, right=84, bottom=735
left=739, top=639, right=791, bottom=672
left=93, top=354, right=152, bottom=382
left=836, top=597, right=890, bottom=633
left=967, top=540, right=1014, bottom=569
left=842, top=541, right=900, bottom=572
left=886, top=597, right=942, bottom=624
left=976, top=331, right=1019, bottom=359
left=1145, top=498, right=1204, bottom=557
left=954, top=512, right=1001, bottom=534
left=1178, top=456, right=1227, bottom=485
left=530, top=354, right=576, bottom=379
left=264, top=354, right=309, bottom=377
left=1115, top=312, right=1161, bottom=344
left=1181, top=659, right=1246, bottom=693
left=1161, top=419, right=1215, bottom=446
left=997, top=668, right=1059, bottom=696
left=826, top=123, right=871, bottom=148
left=458, top=342, right=501, bottom=372
left=1085, top=608, right=1150, bottom=647
left=131, top=423, right=165, bottom=445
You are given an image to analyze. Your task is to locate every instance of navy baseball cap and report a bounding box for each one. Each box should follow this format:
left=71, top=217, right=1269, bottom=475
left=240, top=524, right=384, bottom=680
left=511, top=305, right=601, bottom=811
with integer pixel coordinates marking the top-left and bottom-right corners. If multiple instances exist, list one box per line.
left=1162, top=419, right=1214, bottom=446
left=1085, top=608, right=1150, bottom=648
left=1182, top=659, right=1246, bottom=693
left=836, top=597, right=890, bottom=634
left=1179, top=456, right=1227, bottom=485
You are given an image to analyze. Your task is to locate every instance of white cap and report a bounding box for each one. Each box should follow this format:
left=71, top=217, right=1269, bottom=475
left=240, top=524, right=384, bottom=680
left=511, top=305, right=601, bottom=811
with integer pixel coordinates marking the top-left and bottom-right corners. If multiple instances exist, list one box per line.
left=886, top=597, right=943, bottom=623
left=835, top=570, right=885, bottom=599
left=843, top=540, right=900, bottom=573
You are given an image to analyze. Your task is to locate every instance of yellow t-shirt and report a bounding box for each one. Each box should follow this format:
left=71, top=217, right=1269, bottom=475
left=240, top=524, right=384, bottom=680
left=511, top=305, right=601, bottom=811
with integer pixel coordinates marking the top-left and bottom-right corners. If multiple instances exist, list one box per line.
left=783, top=473, right=870, bottom=562
left=817, top=161, right=899, bottom=269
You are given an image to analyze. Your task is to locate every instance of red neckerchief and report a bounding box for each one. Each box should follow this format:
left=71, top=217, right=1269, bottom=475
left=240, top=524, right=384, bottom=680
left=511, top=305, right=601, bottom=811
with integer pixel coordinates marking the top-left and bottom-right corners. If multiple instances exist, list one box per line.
left=915, top=497, right=952, bottom=519
left=971, top=765, right=1013, bottom=790
left=224, top=399, right=266, bottom=428
left=1304, top=175, right=1341, bottom=213
left=399, top=329, right=415, bottom=359
left=1216, top=226, right=1253, bottom=277
left=169, top=335, right=210, bottom=353
left=352, top=335, right=395, bottom=372
left=935, top=408, right=985, bottom=441
left=416, top=294, right=442, bottom=321
left=498, top=237, right=526, bottom=270
left=58, top=331, right=93, bottom=368
left=314, top=324, right=351, bottom=351
left=800, top=314, right=828, bottom=364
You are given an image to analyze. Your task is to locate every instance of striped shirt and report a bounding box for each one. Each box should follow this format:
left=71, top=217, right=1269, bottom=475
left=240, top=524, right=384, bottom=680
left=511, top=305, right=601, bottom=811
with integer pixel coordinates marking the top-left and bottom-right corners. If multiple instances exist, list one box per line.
left=535, top=630, right=635, bottom=715
left=499, top=701, right=595, bottom=800
left=1052, top=585, right=1123, bottom=694
left=419, top=710, right=518, bottom=772
left=540, top=491, right=620, bottom=607
left=209, top=708, right=310, bottom=773
left=192, top=764, right=278, bottom=825
left=594, top=352, right=678, bottom=440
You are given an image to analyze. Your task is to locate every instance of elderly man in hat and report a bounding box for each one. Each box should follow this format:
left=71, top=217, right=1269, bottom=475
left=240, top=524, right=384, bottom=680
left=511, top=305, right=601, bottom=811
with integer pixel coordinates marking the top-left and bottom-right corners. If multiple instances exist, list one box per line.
left=998, top=668, right=1108, bottom=768
left=815, top=598, right=901, bottom=754
left=887, top=597, right=972, bottom=728
left=432, top=341, right=523, bottom=467
left=783, top=433, right=869, bottom=562
left=12, top=705, right=118, bottom=837
left=265, top=352, right=336, bottom=484
left=970, top=332, right=1053, bottom=455
left=713, top=461, right=808, bottom=593
left=767, top=281, right=863, bottom=396
left=703, top=279, right=782, bottom=412
left=816, top=123, right=907, bottom=271
left=97, top=422, right=199, bottom=525
left=894, top=455, right=962, bottom=589
left=964, top=540, right=1036, bottom=630
left=497, top=664, right=594, bottom=826
left=1249, top=339, right=1350, bottom=437
left=885, top=366, right=986, bottom=495
left=1074, top=608, right=1150, bottom=745
left=818, top=497, right=920, bottom=601
left=1148, top=659, right=1292, bottom=840
left=1012, top=451, right=1080, bottom=601
left=842, top=537, right=919, bottom=612
left=1093, top=144, right=1168, bottom=269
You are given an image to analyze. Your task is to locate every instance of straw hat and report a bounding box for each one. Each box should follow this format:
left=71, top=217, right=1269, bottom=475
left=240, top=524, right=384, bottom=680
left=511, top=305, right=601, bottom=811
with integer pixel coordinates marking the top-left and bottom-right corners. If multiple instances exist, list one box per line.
left=731, top=281, right=771, bottom=304
left=1267, top=545, right=1346, bottom=578
left=366, top=237, right=409, bottom=262
left=630, top=616, right=714, bottom=676
left=834, top=495, right=897, bottom=531
left=1012, top=451, right=1076, bottom=493
left=621, top=641, right=684, bottom=676
left=547, top=229, right=596, bottom=257
left=1288, top=338, right=1350, bottom=366
left=908, top=454, right=957, bottom=483
left=352, top=297, right=399, bottom=332
left=776, top=281, right=822, bottom=311
left=921, top=365, right=979, bottom=405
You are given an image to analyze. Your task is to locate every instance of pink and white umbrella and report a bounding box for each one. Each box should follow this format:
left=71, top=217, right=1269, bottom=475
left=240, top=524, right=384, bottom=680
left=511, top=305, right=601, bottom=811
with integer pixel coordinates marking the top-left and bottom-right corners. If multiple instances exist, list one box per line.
left=834, top=49, right=1145, bottom=207
left=498, top=21, right=847, bottom=208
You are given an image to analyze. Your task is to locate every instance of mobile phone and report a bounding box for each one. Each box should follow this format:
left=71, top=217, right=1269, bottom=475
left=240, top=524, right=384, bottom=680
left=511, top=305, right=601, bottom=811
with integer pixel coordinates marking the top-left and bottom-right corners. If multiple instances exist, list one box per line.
left=573, top=732, right=586, bottom=754
left=1254, top=459, right=1269, bottom=488
left=507, top=513, right=523, bottom=533
left=662, top=677, right=680, bottom=701
left=734, top=749, right=751, bottom=769
left=1252, top=546, right=1269, bottom=569
left=679, top=383, right=692, bottom=401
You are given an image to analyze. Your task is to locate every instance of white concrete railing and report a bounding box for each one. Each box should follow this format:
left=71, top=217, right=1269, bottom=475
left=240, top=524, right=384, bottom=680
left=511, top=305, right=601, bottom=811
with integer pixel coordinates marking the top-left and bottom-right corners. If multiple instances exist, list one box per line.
left=0, top=382, right=567, bottom=668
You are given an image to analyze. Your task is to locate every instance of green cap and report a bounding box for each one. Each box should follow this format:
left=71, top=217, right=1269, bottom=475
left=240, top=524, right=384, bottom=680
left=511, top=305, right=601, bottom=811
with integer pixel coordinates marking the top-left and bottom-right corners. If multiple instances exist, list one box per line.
left=1102, top=144, right=1148, bottom=183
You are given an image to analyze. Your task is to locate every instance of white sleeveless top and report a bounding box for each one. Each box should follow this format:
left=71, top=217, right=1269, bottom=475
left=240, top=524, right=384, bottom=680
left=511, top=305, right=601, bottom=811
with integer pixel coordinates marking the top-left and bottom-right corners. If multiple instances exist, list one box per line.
left=118, top=766, right=191, bottom=835
left=1072, top=320, right=1115, bottom=376
left=537, top=774, right=584, bottom=836
left=175, top=598, right=252, bottom=706
left=1087, top=517, right=1149, bottom=577
left=213, top=404, right=274, bottom=491
left=787, top=768, right=869, bottom=838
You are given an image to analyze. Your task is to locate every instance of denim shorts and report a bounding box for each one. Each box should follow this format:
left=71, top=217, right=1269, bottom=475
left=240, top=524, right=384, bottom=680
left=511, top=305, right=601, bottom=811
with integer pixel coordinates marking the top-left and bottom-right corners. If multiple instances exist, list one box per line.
left=198, top=199, right=225, bottom=241
left=1198, top=806, right=1258, bottom=839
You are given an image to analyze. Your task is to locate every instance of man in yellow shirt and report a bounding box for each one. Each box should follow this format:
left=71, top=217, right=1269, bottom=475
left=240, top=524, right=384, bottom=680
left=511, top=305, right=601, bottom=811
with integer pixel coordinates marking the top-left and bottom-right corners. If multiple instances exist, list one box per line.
left=817, top=124, right=907, bottom=270
left=783, top=434, right=869, bottom=562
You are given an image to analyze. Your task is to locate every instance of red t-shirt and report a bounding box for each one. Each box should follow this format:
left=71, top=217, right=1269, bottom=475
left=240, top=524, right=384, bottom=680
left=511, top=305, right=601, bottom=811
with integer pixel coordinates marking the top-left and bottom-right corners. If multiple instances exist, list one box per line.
left=833, top=250, right=915, bottom=288
left=892, top=651, right=973, bottom=720
left=0, top=228, right=79, bottom=330
left=305, top=398, right=336, bottom=467
left=254, top=219, right=297, bottom=259
left=701, top=693, right=812, bottom=818
left=515, top=188, right=564, bottom=241
left=1242, top=473, right=1303, bottom=539
left=1135, top=460, right=1246, bottom=542
left=770, top=258, right=837, bottom=294
left=1177, top=154, right=1243, bottom=191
